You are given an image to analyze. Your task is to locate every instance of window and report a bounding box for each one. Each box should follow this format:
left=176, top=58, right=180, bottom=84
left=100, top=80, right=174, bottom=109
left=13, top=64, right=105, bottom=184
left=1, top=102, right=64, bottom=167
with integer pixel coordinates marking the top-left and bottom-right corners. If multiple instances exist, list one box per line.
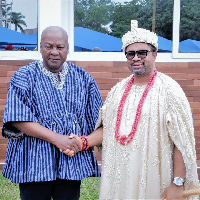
left=0, top=0, right=38, bottom=52
left=173, top=0, right=200, bottom=59
left=68, top=0, right=174, bottom=61
left=73, top=0, right=173, bottom=53
left=179, top=0, right=200, bottom=53
left=0, top=0, right=65, bottom=60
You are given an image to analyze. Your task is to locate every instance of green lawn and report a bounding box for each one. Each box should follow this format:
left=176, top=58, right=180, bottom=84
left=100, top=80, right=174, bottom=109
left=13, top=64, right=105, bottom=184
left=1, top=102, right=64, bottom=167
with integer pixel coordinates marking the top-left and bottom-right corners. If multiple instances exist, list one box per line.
left=0, top=173, right=100, bottom=200
left=1, top=173, right=200, bottom=199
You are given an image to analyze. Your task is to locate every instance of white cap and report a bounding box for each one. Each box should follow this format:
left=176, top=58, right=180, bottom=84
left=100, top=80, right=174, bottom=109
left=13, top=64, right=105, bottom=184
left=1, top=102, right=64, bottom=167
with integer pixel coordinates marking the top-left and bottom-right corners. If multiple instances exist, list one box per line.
left=122, top=20, right=158, bottom=52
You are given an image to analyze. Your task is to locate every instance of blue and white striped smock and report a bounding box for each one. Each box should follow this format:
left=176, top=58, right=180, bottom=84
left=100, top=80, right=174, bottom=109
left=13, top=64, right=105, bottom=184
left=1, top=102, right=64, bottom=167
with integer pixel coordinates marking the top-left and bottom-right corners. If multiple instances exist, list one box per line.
left=1, top=61, right=103, bottom=183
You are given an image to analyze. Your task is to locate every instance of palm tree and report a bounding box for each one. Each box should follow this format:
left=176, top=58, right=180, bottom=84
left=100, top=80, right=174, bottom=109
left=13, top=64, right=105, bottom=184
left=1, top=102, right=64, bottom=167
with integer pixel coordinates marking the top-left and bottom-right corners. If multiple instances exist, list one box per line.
left=10, top=12, right=27, bottom=32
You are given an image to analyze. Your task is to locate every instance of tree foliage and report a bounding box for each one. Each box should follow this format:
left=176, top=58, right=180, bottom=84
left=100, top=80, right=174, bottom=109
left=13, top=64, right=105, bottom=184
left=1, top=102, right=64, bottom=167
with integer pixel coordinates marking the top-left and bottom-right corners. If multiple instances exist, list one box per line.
left=74, top=0, right=200, bottom=41
left=74, top=0, right=114, bottom=33
left=136, top=0, right=174, bottom=40
left=180, top=0, right=200, bottom=41
left=109, top=1, right=138, bottom=38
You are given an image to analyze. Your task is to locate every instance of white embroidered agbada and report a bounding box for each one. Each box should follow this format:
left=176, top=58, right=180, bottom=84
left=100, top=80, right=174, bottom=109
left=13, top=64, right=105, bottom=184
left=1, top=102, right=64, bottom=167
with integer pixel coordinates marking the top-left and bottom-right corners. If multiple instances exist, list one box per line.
left=97, top=72, right=199, bottom=200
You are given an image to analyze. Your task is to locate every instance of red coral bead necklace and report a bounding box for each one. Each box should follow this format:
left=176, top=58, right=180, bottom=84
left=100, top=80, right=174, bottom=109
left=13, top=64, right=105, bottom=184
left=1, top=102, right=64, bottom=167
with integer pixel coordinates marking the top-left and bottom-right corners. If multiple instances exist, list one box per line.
left=115, top=69, right=157, bottom=145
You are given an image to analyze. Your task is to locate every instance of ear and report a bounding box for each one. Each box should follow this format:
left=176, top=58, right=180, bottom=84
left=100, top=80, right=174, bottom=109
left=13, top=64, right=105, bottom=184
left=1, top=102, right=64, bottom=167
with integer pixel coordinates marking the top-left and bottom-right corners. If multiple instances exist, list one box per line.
left=40, top=43, right=42, bottom=54
left=152, top=51, right=157, bottom=60
left=67, top=43, right=69, bottom=54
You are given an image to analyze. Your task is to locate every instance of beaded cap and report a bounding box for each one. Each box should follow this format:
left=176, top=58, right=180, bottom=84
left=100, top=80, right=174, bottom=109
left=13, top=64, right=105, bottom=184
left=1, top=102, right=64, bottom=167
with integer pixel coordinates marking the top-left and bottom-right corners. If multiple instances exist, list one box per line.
left=122, top=20, right=158, bottom=52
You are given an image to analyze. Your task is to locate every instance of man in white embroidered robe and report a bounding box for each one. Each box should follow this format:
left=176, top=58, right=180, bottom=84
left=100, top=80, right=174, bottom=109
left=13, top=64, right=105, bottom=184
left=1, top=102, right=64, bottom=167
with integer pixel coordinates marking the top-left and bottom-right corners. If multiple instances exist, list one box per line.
left=63, top=20, right=199, bottom=199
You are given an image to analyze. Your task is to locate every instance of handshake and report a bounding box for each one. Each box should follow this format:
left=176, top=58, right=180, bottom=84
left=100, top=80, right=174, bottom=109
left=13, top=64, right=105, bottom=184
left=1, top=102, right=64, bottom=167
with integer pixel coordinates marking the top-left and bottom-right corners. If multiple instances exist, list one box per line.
left=60, top=134, right=89, bottom=157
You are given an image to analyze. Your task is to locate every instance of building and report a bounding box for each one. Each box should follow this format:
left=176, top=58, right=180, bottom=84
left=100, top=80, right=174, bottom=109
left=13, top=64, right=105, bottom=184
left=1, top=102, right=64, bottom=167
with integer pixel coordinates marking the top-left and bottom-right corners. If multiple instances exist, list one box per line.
left=0, top=0, right=200, bottom=180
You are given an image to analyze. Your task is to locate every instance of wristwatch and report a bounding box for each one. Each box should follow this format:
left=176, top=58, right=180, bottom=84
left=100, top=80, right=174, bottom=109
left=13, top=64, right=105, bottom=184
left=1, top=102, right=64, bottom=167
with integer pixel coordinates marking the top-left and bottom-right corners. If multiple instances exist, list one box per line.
left=173, top=177, right=184, bottom=186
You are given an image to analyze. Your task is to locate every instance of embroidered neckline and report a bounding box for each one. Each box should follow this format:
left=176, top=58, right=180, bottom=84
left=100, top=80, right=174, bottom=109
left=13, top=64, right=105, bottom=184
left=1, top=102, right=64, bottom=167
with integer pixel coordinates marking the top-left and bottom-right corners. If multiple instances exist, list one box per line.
left=37, top=61, right=69, bottom=89
left=115, top=70, right=157, bottom=145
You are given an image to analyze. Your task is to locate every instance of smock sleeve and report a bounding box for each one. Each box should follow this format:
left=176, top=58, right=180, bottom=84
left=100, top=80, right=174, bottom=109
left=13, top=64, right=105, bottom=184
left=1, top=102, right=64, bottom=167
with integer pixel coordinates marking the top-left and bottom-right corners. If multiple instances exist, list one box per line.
left=2, top=67, right=39, bottom=139
left=166, top=82, right=200, bottom=190
left=85, top=79, right=103, bottom=135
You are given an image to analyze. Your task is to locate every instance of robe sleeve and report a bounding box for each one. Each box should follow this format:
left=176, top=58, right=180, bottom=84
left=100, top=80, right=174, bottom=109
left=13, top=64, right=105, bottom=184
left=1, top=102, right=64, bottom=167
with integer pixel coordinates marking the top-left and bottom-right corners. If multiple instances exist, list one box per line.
left=166, top=82, right=200, bottom=189
left=2, top=66, right=39, bottom=139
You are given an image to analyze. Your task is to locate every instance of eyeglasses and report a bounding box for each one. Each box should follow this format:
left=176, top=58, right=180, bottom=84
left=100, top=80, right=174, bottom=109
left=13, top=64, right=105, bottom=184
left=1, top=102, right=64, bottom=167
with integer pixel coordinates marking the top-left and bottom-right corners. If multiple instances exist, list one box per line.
left=125, top=50, right=153, bottom=60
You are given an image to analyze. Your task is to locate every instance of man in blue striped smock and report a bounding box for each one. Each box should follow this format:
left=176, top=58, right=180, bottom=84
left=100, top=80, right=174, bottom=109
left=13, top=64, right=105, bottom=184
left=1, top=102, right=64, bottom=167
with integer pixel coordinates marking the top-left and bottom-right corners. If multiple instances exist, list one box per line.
left=1, top=26, right=103, bottom=200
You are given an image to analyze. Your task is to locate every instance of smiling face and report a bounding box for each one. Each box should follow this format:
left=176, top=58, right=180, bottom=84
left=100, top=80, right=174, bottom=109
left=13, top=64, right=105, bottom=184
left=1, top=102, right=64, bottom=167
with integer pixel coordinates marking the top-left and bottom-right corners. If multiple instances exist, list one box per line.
left=40, top=27, right=69, bottom=73
left=126, top=42, right=157, bottom=77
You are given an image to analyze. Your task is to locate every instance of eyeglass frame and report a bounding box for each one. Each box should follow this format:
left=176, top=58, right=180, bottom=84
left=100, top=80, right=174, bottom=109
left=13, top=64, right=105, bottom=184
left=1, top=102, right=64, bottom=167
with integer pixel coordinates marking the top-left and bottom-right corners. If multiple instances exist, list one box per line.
left=125, top=50, right=154, bottom=60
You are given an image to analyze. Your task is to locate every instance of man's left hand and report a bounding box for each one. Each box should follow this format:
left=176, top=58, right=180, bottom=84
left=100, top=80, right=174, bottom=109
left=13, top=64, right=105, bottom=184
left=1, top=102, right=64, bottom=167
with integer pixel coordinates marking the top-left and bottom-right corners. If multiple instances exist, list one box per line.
left=161, top=183, right=183, bottom=200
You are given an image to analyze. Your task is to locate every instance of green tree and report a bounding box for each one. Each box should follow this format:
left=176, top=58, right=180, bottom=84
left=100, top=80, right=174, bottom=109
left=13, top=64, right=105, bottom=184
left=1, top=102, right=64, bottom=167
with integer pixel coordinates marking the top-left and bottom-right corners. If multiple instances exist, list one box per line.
left=135, top=0, right=173, bottom=40
left=109, top=1, right=139, bottom=38
left=10, top=12, right=27, bottom=32
left=180, top=0, right=200, bottom=41
left=108, top=0, right=173, bottom=39
left=74, top=0, right=114, bottom=33
left=74, top=0, right=200, bottom=41
left=133, top=0, right=200, bottom=41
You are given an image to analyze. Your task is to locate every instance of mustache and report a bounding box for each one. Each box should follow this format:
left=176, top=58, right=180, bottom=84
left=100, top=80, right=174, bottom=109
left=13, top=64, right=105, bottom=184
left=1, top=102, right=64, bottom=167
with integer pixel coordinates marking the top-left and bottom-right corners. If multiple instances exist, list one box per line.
left=130, top=61, right=144, bottom=66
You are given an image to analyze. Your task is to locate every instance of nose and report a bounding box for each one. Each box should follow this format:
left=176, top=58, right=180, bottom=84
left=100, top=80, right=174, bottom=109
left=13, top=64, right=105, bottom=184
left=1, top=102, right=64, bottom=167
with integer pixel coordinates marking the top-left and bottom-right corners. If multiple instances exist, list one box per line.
left=131, top=53, right=141, bottom=61
left=51, top=47, right=59, bottom=55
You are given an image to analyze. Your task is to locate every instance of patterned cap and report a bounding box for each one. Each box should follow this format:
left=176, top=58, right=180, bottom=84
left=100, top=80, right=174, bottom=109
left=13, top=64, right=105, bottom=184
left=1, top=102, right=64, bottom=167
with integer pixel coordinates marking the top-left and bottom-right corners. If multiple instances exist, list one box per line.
left=122, top=20, right=158, bottom=52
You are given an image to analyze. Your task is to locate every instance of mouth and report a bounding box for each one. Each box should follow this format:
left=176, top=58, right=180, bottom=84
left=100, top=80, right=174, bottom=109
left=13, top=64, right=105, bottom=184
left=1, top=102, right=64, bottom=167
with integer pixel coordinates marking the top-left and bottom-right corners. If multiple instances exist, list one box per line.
left=129, top=62, right=146, bottom=75
left=48, top=58, right=60, bottom=62
left=131, top=62, right=144, bottom=70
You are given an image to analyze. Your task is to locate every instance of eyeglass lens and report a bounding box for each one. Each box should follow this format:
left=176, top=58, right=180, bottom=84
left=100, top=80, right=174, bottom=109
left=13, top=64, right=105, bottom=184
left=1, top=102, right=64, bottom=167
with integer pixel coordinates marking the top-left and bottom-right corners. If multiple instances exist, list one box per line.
left=126, top=50, right=150, bottom=60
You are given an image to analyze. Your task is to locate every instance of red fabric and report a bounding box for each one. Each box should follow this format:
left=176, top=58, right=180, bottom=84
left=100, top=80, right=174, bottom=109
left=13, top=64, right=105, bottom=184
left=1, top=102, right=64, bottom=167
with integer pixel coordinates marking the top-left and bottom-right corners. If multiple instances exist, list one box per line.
left=5, top=45, right=15, bottom=50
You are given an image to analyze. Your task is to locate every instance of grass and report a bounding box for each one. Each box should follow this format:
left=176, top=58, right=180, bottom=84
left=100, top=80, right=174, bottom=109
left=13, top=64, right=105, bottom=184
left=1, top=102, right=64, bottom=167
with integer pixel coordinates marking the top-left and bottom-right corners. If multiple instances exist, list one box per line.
left=80, top=177, right=100, bottom=200
left=0, top=173, right=100, bottom=200
left=0, top=173, right=20, bottom=200
left=1, top=173, right=200, bottom=200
